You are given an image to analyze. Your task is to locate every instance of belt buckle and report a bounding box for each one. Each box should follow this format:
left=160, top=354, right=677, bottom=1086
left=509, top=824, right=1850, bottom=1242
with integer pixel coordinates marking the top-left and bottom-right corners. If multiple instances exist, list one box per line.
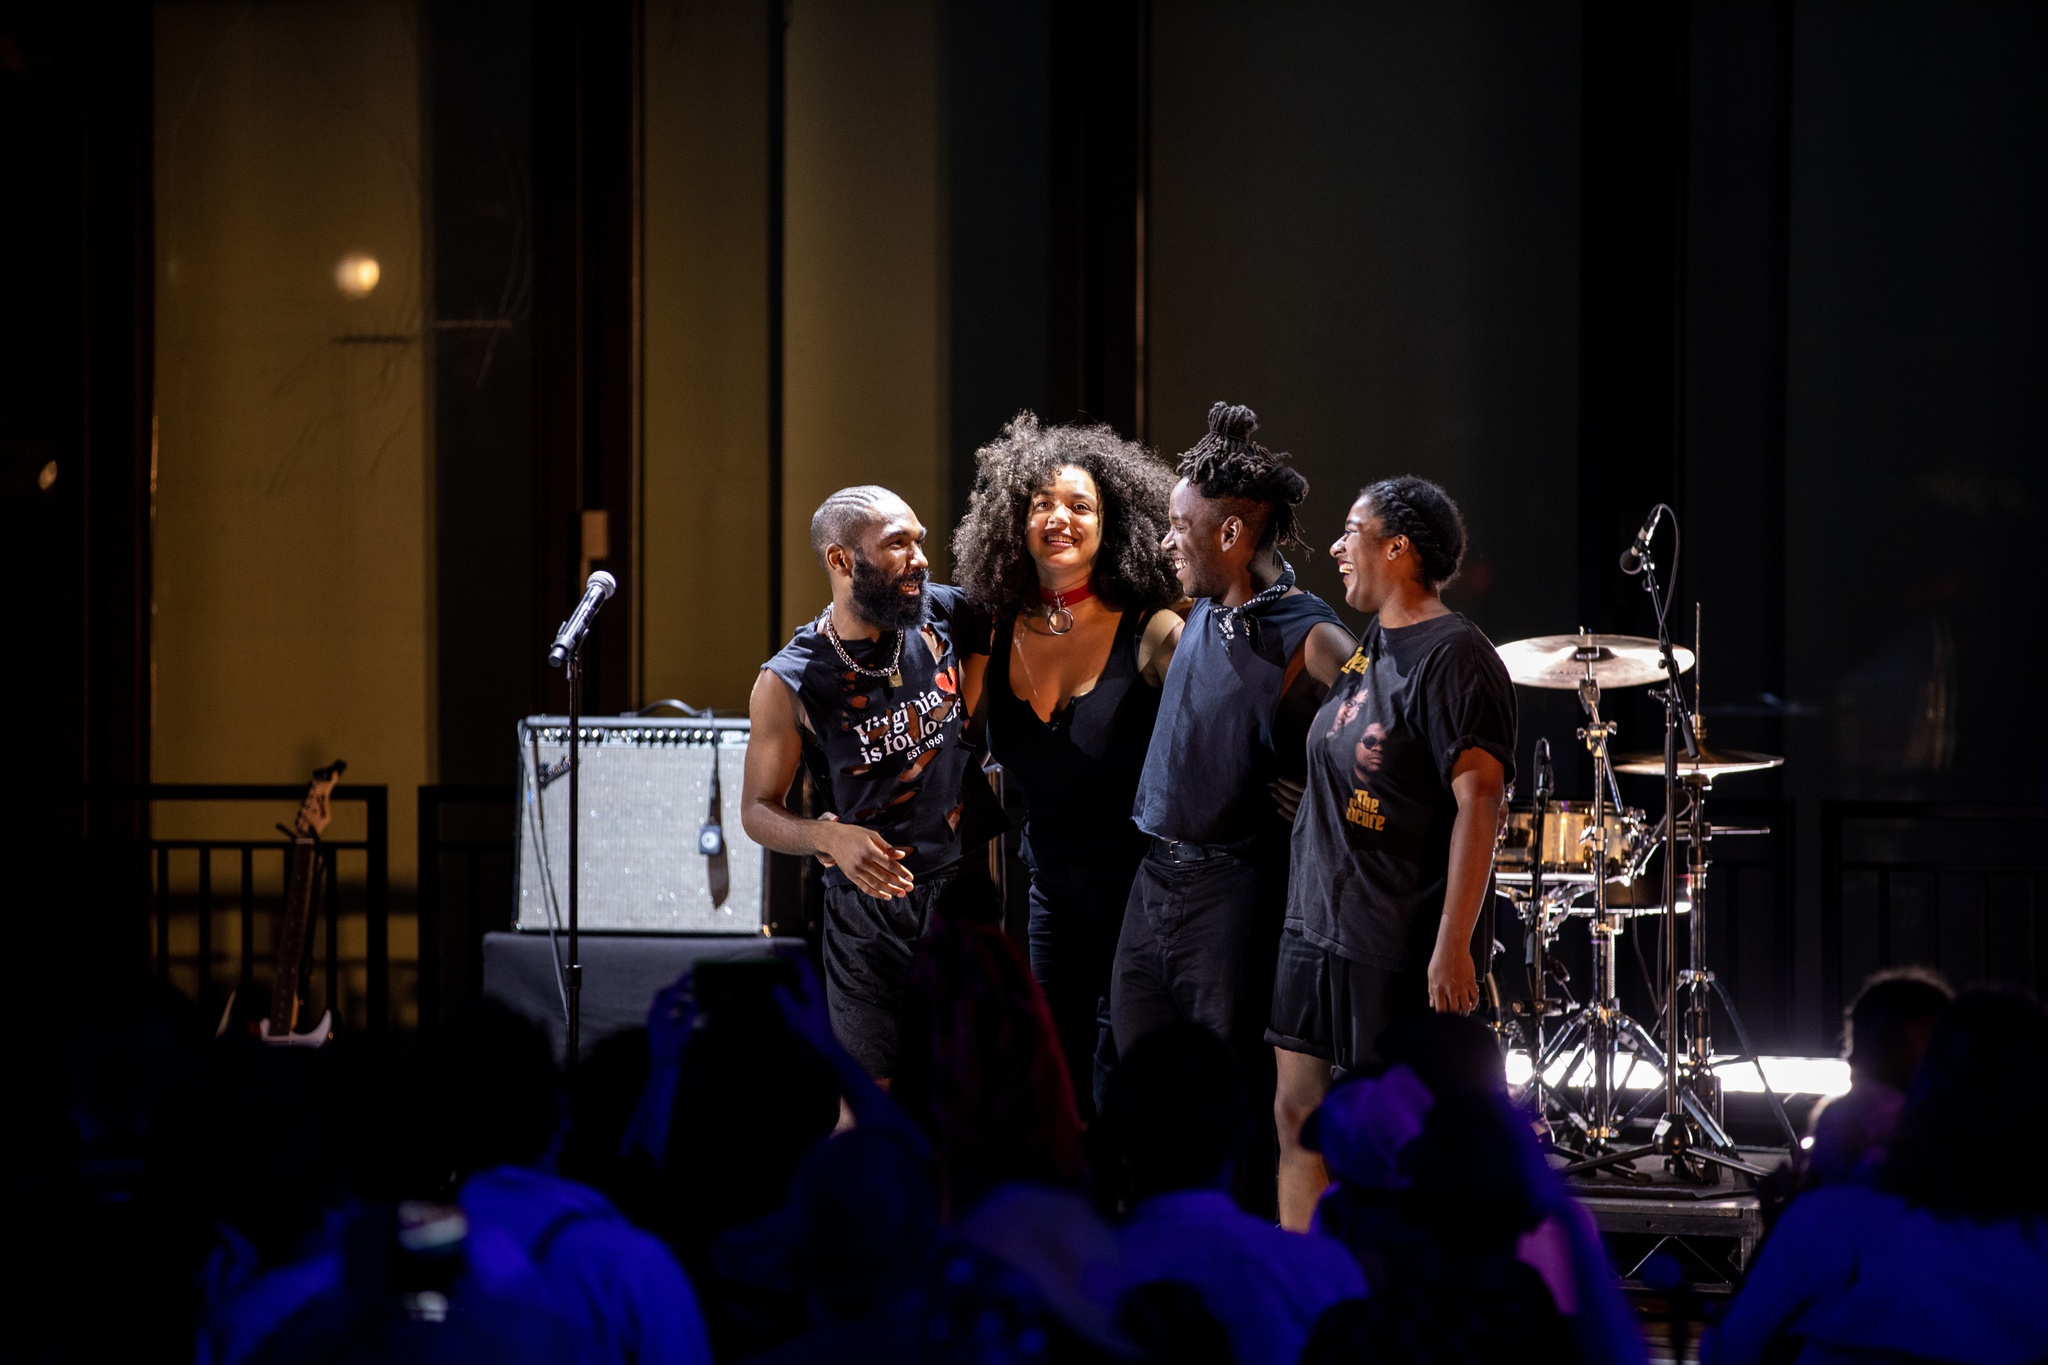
left=1167, top=839, right=1204, bottom=864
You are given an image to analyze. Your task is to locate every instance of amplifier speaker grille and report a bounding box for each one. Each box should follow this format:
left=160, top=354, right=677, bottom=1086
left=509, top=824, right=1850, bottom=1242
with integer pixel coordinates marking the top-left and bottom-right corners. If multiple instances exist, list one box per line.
left=514, top=715, right=765, bottom=935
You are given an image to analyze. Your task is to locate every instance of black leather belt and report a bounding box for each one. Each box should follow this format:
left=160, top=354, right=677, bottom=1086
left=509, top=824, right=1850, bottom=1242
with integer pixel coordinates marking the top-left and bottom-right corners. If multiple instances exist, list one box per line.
left=1152, top=837, right=1244, bottom=865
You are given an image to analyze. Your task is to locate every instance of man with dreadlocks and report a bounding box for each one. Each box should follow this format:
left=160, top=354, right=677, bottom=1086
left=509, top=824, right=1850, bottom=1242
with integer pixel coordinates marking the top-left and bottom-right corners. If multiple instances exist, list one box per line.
left=741, top=485, right=1001, bottom=1080
left=1111, top=402, right=1356, bottom=1214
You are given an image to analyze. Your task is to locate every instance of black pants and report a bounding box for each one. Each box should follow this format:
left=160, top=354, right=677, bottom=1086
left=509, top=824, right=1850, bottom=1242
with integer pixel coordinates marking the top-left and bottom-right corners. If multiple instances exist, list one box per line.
left=1110, top=837, right=1288, bottom=1216
left=819, top=861, right=964, bottom=1078
left=1023, top=835, right=1144, bottom=1123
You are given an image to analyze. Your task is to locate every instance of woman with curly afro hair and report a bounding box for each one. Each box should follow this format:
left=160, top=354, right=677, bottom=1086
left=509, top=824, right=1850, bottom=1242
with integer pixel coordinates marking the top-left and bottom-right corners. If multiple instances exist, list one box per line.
left=951, top=412, right=1184, bottom=1120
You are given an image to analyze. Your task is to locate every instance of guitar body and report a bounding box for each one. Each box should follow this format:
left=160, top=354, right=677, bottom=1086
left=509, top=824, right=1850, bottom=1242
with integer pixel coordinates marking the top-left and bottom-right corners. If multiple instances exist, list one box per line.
left=270, top=835, right=322, bottom=1037
left=257, top=1011, right=332, bottom=1047
left=214, top=759, right=347, bottom=1047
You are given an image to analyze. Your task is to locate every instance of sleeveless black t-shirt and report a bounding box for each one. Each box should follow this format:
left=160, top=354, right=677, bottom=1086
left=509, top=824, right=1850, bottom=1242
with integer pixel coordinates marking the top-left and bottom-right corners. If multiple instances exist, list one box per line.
left=986, top=607, right=1160, bottom=867
left=1132, top=590, right=1349, bottom=846
left=1286, top=612, right=1517, bottom=972
left=761, top=585, right=998, bottom=887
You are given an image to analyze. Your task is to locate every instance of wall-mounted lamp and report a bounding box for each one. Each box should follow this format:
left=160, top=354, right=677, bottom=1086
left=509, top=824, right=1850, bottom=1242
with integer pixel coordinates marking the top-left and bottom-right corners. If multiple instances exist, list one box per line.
left=335, top=252, right=381, bottom=299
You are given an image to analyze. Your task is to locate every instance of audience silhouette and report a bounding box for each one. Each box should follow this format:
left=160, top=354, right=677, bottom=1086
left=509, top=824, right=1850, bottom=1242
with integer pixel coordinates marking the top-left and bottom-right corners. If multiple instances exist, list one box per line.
left=1102, top=1022, right=1364, bottom=1365
left=432, top=1001, right=713, bottom=1364
left=1708, top=988, right=2048, bottom=1365
left=37, top=915, right=2048, bottom=1365
left=892, top=878, right=1089, bottom=1219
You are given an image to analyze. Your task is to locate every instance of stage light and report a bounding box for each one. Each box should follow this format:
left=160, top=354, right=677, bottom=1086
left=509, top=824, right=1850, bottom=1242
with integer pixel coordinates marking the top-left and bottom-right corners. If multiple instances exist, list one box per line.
left=335, top=252, right=381, bottom=299
left=38, top=460, right=57, bottom=490
left=1505, top=1050, right=1849, bottom=1097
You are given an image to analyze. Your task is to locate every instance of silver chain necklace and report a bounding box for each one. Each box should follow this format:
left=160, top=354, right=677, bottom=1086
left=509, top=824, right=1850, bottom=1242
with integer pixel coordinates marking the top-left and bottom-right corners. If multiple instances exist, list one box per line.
left=819, top=606, right=905, bottom=688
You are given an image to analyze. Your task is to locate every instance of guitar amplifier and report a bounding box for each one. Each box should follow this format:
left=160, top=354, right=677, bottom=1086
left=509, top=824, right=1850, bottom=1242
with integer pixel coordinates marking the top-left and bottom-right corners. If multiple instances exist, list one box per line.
left=514, top=715, right=765, bottom=935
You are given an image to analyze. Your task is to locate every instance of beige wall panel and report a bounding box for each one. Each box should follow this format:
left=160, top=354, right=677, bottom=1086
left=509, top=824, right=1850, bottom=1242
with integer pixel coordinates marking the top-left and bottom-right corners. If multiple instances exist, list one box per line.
left=154, top=0, right=428, bottom=895
left=642, top=0, right=774, bottom=708
left=782, top=0, right=947, bottom=639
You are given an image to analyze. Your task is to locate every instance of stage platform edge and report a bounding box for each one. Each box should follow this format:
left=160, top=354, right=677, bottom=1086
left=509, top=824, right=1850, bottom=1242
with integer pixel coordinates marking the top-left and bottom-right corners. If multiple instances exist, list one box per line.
left=481, top=930, right=786, bottom=1061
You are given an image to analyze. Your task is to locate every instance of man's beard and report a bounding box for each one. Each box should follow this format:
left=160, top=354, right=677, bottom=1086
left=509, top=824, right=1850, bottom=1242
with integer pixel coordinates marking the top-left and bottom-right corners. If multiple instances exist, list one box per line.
left=850, top=553, right=930, bottom=631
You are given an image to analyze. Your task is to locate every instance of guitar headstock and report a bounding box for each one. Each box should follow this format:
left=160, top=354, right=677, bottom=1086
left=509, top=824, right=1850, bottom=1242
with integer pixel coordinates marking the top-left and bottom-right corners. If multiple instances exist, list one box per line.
left=293, top=760, right=348, bottom=838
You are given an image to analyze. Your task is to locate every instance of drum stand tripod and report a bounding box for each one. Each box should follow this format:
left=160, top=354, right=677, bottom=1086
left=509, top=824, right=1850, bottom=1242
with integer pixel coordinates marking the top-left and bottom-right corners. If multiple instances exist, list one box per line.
left=1523, top=659, right=1671, bottom=1167
left=1653, top=765, right=1799, bottom=1156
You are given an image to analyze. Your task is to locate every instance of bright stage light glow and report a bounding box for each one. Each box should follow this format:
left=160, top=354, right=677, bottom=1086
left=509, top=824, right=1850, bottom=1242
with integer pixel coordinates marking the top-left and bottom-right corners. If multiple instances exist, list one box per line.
left=335, top=252, right=381, bottom=299
left=1504, top=1050, right=1848, bottom=1097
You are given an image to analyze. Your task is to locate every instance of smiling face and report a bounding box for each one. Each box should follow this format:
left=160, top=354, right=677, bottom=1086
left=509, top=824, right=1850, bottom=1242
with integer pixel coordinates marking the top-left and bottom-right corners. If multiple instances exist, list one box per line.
left=1331, top=493, right=1411, bottom=614
left=830, top=495, right=930, bottom=629
left=1026, top=464, right=1102, bottom=586
left=1161, top=478, right=1240, bottom=600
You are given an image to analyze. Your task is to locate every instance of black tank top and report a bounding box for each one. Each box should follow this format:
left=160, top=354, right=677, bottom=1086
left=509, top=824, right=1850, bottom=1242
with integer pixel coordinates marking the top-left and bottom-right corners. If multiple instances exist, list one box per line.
left=986, top=608, right=1160, bottom=865
left=761, top=585, right=999, bottom=886
left=1133, top=590, right=1349, bottom=845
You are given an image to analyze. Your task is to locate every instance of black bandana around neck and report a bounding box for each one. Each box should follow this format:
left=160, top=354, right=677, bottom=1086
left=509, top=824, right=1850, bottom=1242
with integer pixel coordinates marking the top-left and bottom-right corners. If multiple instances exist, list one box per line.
left=1214, top=555, right=1297, bottom=643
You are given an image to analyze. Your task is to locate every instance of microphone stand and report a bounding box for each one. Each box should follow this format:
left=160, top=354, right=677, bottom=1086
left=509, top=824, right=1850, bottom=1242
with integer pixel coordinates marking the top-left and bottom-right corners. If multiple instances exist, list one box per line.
left=1625, top=511, right=1765, bottom=1179
left=1564, top=511, right=1763, bottom=1182
left=548, top=571, right=613, bottom=1070
left=565, top=639, right=584, bottom=1070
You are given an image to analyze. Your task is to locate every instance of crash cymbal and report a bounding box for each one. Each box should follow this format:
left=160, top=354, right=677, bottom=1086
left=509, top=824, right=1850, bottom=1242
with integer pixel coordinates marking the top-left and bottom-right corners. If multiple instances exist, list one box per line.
left=1495, top=632, right=1695, bottom=691
left=1611, top=743, right=1784, bottom=778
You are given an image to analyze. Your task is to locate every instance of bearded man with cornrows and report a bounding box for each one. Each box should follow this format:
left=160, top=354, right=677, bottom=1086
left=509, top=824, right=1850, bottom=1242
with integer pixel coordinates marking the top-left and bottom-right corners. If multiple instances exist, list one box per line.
left=740, top=486, right=1002, bottom=1081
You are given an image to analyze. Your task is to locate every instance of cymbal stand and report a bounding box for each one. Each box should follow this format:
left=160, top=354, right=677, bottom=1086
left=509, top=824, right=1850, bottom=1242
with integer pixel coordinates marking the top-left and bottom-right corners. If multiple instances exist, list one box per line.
left=1667, top=610, right=1800, bottom=1149
left=1546, top=643, right=1645, bottom=1162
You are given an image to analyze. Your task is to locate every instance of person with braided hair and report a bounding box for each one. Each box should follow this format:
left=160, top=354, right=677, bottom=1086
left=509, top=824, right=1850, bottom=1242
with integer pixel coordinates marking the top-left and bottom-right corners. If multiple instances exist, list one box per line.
left=1112, top=401, right=1356, bottom=1217
left=1269, top=475, right=1515, bottom=1230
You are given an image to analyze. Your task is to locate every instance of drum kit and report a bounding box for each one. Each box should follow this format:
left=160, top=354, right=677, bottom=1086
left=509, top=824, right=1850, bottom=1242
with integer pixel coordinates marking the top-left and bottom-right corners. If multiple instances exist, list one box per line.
left=1488, top=510, right=1796, bottom=1183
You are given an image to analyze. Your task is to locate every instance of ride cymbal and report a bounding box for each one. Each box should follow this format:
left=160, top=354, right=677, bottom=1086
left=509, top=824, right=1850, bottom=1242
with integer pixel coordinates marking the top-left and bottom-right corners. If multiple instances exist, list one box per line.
left=1611, top=743, right=1784, bottom=778
left=1495, top=632, right=1695, bottom=691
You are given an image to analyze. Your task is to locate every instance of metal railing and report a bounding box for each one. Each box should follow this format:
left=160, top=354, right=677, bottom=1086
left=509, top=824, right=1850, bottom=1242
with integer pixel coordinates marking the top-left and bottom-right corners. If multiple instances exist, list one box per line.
left=1821, top=802, right=2048, bottom=1025
left=20, top=785, right=394, bottom=1056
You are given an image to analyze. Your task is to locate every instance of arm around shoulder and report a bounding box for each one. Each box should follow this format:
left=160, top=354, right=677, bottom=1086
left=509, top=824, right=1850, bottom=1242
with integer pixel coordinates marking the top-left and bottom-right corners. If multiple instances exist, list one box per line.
left=1302, top=620, right=1358, bottom=689
left=1138, top=608, right=1184, bottom=688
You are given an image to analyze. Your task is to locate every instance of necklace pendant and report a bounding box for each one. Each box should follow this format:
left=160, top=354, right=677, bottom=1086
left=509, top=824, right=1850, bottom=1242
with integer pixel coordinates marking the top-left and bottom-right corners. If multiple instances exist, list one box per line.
left=1047, top=606, right=1075, bottom=636
left=887, top=669, right=903, bottom=688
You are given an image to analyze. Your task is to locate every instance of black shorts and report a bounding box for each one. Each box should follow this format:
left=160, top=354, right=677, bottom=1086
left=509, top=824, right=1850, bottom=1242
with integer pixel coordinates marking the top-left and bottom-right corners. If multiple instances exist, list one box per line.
left=820, top=862, right=974, bottom=1078
left=1266, top=925, right=1429, bottom=1076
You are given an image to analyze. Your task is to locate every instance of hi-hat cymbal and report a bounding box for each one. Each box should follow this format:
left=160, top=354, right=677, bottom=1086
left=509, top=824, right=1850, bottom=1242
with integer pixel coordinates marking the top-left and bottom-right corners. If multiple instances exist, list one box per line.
left=1611, top=743, right=1784, bottom=778
left=1495, top=633, right=1695, bottom=690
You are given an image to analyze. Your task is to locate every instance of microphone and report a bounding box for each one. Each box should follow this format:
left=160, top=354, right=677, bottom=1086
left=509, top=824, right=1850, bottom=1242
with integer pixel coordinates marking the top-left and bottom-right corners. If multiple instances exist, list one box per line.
left=1534, top=738, right=1554, bottom=800
left=1618, top=507, right=1661, bottom=575
left=549, top=571, right=617, bottom=668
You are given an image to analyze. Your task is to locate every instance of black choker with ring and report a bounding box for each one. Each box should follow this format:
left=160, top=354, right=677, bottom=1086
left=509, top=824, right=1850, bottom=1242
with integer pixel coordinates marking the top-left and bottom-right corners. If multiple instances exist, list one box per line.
left=1039, top=580, right=1095, bottom=636
left=820, top=606, right=905, bottom=687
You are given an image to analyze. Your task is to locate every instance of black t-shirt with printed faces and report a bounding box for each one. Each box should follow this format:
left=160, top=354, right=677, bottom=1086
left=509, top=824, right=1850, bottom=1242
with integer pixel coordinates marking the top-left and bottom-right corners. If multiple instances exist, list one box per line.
left=1285, top=611, right=1517, bottom=973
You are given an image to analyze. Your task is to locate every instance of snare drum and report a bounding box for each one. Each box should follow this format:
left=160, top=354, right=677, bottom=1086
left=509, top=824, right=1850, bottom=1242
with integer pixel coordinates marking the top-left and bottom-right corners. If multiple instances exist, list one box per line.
left=1493, top=800, right=1648, bottom=883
